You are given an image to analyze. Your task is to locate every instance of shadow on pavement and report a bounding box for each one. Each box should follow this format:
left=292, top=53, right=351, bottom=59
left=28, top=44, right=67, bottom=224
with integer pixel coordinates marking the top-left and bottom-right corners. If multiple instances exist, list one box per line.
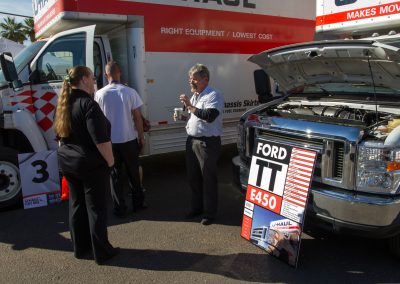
left=98, top=238, right=400, bottom=284
left=136, top=144, right=245, bottom=226
left=0, top=202, right=71, bottom=252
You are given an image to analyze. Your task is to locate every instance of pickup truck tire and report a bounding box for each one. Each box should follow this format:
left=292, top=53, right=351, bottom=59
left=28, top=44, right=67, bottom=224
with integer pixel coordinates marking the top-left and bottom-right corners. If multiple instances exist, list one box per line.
left=0, top=150, right=21, bottom=209
left=387, top=235, right=400, bottom=258
left=388, top=235, right=400, bottom=258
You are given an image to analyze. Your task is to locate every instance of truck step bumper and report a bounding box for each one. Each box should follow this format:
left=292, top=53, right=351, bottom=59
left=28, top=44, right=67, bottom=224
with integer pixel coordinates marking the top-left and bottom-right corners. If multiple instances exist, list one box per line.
left=309, top=186, right=400, bottom=238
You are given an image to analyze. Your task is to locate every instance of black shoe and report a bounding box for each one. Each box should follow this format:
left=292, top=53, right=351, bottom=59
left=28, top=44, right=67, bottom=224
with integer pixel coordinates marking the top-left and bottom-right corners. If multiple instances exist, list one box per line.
left=185, top=211, right=202, bottom=220
left=74, top=250, right=92, bottom=260
left=200, top=218, right=214, bottom=226
left=95, top=247, right=120, bottom=265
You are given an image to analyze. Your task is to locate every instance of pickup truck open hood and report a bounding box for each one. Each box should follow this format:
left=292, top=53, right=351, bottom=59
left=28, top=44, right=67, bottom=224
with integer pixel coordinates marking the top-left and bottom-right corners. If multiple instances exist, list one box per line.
left=248, top=40, right=400, bottom=93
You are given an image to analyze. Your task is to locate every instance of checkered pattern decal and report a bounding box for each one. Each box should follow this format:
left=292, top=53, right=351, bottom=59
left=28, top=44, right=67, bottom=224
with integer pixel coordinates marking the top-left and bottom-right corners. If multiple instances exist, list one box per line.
left=10, top=89, right=57, bottom=132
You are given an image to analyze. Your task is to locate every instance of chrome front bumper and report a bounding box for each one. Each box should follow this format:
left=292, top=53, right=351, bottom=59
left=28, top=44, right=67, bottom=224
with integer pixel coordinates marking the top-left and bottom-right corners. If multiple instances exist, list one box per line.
left=232, top=155, right=400, bottom=238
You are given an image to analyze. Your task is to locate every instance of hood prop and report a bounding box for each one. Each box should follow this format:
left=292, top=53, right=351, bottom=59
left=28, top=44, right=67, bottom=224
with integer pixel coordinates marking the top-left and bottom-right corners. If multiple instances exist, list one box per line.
left=365, top=49, right=379, bottom=125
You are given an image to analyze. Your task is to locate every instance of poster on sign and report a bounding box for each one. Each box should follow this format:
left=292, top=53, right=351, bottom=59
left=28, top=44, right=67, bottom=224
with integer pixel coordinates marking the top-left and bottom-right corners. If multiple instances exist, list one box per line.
left=241, top=138, right=317, bottom=267
left=18, top=150, right=61, bottom=209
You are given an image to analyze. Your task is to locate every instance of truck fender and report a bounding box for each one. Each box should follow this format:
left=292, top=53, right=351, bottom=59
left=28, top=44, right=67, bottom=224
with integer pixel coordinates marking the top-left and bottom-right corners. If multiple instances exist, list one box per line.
left=13, top=110, right=48, bottom=152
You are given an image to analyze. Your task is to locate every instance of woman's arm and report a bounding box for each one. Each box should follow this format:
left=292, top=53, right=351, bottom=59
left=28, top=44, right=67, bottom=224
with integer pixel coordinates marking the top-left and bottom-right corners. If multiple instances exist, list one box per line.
left=96, top=141, right=114, bottom=167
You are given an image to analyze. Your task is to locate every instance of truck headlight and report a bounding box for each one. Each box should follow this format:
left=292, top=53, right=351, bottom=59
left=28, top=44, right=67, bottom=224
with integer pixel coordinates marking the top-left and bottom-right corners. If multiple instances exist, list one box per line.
left=357, top=140, right=400, bottom=194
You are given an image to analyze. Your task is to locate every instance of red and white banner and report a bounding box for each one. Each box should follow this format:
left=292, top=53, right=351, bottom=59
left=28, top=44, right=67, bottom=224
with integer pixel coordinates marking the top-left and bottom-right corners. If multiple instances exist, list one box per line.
left=34, top=0, right=315, bottom=54
left=316, top=0, right=400, bottom=33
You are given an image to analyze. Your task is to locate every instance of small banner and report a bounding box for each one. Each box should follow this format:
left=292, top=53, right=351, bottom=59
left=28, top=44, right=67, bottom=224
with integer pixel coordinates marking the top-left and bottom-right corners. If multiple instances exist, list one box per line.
left=18, top=150, right=61, bottom=209
left=241, top=138, right=317, bottom=267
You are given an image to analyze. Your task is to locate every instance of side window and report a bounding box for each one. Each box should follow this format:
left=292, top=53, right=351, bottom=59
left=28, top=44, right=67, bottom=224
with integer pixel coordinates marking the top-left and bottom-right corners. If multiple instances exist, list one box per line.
left=93, top=42, right=103, bottom=88
left=34, top=32, right=86, bottom=83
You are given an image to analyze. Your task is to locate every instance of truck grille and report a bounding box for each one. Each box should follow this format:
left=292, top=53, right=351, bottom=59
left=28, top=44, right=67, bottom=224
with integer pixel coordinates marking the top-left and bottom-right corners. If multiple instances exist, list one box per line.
left=257, top=129, right=347, bottom=185
left=333, top=141, right=344, bottom=179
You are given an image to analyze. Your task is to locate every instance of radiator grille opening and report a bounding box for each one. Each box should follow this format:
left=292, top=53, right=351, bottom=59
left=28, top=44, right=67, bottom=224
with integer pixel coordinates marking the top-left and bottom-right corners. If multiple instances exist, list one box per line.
left=257, top=129, right=346, bottom=183
left=333, top=142, right=344, bottom=179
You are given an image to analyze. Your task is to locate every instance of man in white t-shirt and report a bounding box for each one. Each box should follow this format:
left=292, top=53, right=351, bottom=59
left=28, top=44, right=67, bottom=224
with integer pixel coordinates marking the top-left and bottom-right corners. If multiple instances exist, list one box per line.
left=95, top=61, right=145, bottom=217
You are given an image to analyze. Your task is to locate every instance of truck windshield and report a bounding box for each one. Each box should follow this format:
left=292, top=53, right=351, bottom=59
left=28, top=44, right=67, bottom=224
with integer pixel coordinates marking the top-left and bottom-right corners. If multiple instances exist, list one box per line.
left=0, top=40, right=47, bottom=85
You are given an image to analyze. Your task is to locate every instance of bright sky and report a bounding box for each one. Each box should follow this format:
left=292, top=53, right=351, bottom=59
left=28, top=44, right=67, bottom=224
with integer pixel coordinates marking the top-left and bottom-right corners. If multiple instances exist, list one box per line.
left=0, top=0, right=34, bottom=45
left=0, top=0, right=34, bottom=23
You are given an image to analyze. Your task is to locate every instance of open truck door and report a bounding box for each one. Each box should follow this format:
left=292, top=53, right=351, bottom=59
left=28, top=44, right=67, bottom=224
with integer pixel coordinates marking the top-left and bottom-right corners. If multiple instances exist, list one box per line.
left=28, top=25, right=95, bottom=150
left=0, top=26, right=95, bottom=210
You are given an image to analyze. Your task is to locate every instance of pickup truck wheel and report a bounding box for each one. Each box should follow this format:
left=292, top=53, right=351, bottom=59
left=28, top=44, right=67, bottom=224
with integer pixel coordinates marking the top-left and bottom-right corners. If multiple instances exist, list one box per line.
left=388, top=234, right=400, bottom=258
left=0, top=151, right=21, bottom=209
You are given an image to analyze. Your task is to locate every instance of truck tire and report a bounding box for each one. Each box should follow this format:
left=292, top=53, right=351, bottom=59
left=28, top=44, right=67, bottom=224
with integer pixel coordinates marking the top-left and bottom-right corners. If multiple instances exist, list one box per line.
left=0, top=150, right=21, bottom=209
left=388, top=234, right=400, bottom=258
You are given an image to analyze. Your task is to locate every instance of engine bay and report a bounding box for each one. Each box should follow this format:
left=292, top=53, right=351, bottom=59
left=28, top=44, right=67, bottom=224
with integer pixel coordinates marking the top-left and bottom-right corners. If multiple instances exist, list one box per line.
left=253, top=100, right=400, bottom=141
left=263, top=103, right=393, bottom=128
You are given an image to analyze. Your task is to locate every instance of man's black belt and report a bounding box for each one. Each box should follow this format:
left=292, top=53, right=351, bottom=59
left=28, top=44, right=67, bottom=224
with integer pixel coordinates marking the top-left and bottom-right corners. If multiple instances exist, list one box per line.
left=188, top=136, right=220, bottom=141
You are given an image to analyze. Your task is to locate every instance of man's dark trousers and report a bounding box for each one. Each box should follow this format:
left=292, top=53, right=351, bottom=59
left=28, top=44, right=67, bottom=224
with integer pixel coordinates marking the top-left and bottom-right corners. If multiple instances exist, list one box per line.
left=186, top=136, right=221, bottom=219
left=111, top=139, right=143, bottom=213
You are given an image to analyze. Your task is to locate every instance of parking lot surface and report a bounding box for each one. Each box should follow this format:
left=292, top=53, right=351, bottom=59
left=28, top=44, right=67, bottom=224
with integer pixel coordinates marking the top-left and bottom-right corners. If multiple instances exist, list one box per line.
left=1, top=145, right=400, bottom=283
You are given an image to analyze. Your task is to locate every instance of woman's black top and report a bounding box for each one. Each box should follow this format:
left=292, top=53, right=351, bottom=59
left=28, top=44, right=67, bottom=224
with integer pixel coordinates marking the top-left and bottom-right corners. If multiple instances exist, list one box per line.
left=58, top=89, right=111, bottom=175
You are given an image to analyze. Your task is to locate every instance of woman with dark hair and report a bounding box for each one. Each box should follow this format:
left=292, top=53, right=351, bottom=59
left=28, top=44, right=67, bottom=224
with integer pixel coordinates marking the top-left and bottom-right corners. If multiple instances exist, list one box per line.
left=54, top=66, right=119, bottom=265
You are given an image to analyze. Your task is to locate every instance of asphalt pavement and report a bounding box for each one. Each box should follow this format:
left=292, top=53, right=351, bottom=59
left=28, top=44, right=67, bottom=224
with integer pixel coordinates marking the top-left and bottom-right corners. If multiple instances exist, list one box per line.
left=1, top=145, right=400, bottom=283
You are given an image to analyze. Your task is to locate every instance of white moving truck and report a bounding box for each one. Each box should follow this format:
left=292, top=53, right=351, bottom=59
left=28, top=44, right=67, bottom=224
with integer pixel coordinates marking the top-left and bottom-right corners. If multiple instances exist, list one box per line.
left=0, top=0, right=315, bottom=208
left=233, top=0, right=400, bottom=256
left=315, top=0, right=400, bottom=39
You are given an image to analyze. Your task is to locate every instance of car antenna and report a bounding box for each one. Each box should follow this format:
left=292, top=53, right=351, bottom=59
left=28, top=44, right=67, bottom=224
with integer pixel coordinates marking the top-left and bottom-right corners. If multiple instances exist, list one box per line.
left=365, top=49, right=379, bottom=124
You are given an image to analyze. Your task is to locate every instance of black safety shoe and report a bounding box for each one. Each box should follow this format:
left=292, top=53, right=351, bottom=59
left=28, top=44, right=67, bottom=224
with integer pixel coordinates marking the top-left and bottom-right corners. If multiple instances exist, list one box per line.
left=95, top=247, right=120, bottom=265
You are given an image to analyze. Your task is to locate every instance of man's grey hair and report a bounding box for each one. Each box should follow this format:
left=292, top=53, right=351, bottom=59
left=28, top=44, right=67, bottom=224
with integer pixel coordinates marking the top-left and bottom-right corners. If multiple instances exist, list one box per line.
left=188, top=63, right=210, bottom=80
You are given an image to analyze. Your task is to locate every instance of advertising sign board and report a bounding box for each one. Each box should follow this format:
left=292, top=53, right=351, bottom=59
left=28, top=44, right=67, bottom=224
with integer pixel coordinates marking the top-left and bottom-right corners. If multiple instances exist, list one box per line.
left=241, top=139, right=317, bottom=267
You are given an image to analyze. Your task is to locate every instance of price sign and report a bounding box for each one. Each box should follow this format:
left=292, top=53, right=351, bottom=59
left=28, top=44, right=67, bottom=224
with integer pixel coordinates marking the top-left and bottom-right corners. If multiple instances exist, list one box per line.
left=18, top=150, right=61, bottom=209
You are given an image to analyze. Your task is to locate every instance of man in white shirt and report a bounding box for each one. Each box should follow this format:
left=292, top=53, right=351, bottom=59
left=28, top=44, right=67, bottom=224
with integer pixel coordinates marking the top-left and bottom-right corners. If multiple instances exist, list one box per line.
left=95, top=61, right=145, bottom=216
left=178, top=64, right=224, bottom=225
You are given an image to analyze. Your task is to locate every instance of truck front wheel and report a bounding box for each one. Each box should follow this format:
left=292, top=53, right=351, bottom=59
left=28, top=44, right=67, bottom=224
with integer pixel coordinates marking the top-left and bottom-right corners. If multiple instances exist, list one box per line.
left=0, top=151, right=21, bottom=209
left=388, top=234, right=400, bottom=258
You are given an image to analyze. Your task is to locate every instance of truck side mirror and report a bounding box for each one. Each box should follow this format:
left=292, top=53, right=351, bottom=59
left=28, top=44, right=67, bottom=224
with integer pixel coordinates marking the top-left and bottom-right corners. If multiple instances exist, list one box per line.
left=0, top=52, right=23, bottom=91
left=253, top=69, right=272, bottom=103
